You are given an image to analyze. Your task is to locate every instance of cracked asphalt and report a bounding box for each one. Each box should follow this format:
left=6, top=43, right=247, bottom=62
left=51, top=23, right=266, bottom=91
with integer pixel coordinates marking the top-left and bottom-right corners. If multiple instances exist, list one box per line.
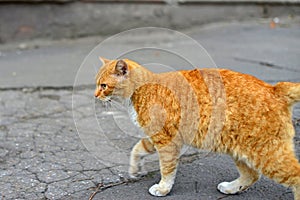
left=0, top=89, right=104, bottom=199
left=0, top=17, right=300, bottom=199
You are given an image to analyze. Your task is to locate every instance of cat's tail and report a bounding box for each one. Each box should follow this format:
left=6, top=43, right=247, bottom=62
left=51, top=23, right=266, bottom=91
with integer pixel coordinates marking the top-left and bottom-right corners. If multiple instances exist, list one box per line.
left=275, top=82, right=300, bottom=105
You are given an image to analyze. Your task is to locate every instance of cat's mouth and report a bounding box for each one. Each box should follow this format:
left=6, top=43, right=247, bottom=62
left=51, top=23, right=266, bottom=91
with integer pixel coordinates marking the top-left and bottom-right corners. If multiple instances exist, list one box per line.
left=95, top=96, right=112, bottom=102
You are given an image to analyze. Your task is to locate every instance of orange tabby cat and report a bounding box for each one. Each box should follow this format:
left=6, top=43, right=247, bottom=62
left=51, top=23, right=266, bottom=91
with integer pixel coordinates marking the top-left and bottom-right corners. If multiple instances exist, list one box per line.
left=95, top=57, right=300, bottom=199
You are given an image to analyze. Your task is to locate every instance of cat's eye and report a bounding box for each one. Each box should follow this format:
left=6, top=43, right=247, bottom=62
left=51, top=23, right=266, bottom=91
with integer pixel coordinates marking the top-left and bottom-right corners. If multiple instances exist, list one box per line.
left=100, top=84, right=107, bottom=90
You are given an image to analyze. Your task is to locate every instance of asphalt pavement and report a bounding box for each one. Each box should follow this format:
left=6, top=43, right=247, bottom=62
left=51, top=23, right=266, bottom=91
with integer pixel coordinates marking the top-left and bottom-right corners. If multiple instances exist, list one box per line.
left=0, top=17, right=300, bottom=199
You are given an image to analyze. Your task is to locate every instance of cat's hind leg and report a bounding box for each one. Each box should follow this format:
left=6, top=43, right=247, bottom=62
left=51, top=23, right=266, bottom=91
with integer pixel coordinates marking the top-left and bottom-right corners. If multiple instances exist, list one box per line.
left=148, top=142, right=181, bottom=196
left=258, top=144, right=300, bottom=200
left=294, top=186, right=300, bottom=200
left=129, top=138, right=156, bottom=178
left=218, top=159, right=260, bottom=194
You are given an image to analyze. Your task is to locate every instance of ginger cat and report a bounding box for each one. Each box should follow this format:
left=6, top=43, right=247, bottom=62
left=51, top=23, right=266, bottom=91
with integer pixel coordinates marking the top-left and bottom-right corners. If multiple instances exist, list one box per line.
left=95, top=57, right=300, bottom=199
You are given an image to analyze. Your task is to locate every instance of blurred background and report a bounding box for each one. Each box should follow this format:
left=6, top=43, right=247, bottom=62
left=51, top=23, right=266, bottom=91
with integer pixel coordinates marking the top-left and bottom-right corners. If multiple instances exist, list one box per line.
left=0, top=0, right=299, bottom=43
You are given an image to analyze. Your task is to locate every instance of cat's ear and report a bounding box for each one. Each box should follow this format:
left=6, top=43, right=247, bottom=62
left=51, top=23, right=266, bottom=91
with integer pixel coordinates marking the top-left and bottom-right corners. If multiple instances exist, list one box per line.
left=115, top=60, right=128, bottom=76
left=99, top=57, right=110, bottom=65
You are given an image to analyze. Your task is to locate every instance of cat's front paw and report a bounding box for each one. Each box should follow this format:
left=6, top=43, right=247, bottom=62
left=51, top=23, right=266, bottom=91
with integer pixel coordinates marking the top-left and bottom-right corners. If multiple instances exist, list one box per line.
left=217, top=181, right=246, bottom=194
left=129, top=166, right=139, bottom=178
left=129, top=171, right=147, bottom=179
left=149, top=184, right=170, bottom=196
left=129, top=166, right=147, bottom=179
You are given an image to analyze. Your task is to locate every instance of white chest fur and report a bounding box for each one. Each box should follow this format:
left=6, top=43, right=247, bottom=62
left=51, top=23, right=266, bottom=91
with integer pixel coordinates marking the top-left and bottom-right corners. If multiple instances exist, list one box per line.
left=128, top=104, right=140, bottom=128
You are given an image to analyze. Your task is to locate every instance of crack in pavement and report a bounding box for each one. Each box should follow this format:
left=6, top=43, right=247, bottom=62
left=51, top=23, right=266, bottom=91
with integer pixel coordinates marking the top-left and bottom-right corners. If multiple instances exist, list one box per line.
left=0, top=88, right=134, bottom=199
left=234, top=57, right=300, bottom=73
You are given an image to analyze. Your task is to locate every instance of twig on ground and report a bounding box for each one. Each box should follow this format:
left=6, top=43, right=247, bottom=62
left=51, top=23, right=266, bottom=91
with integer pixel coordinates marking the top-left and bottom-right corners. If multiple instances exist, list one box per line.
left=216, top=195, right=230, bottom=200
left=88, top=177, right=141, bottom=200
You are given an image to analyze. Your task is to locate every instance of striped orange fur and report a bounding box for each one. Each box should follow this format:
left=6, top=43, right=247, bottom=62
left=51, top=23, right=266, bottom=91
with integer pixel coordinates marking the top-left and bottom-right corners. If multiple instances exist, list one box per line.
left=95, top=58, right=300, bottom=199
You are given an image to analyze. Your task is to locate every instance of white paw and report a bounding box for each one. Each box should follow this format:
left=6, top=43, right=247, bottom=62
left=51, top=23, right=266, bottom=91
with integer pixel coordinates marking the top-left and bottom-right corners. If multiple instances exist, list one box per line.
left=129, top=173, right=138, bottom=179
left=149, top=184, right=168, bottom=197
left=217, top=181, right=243, bottom=194
left=129, top=171, right=147, bottom=179
left=129, top=167, right=147, bottom=179
left=129, top=167, right=139, bottom=178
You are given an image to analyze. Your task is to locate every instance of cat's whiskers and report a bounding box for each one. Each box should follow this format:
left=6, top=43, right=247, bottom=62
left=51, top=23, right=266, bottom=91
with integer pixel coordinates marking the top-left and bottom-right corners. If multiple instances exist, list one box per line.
left=97, top=97, right=113, bottom=112
left=109, top=98, right=126, bottom=111
left=92, top=63, right=99, bottom=74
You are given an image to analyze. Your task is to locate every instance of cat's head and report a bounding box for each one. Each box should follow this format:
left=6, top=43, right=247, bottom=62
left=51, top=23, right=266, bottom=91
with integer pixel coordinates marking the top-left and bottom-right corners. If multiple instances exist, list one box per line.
left=94, top=57, right=139, bottom=101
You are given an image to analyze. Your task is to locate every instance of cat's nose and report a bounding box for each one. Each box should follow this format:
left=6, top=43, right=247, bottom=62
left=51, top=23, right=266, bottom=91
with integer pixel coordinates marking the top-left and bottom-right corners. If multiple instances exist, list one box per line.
left=94, top=89, right=100, bottom=98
